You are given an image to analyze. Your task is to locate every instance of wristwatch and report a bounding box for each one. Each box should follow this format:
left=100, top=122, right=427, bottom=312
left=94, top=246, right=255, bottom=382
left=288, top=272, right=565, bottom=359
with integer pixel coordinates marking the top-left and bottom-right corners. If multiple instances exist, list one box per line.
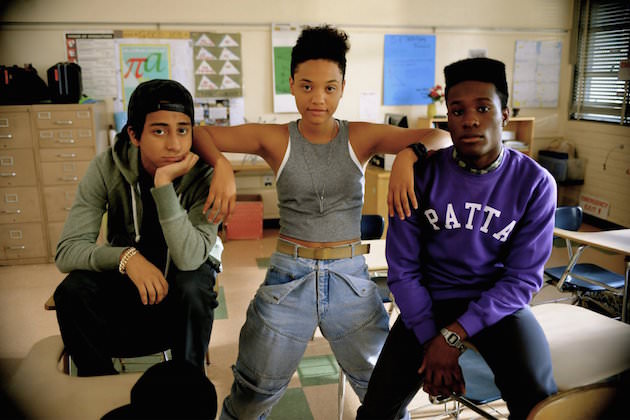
left=440, top=328, right=466, bottom=353
left=408, top=142, right=428, bottom=160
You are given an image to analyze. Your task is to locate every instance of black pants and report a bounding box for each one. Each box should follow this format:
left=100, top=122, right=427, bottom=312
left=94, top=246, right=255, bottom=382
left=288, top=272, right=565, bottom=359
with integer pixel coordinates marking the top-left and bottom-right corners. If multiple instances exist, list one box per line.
left=357, top=300, right=557, bottom=420
left=53, top=262, right=218, bottom=376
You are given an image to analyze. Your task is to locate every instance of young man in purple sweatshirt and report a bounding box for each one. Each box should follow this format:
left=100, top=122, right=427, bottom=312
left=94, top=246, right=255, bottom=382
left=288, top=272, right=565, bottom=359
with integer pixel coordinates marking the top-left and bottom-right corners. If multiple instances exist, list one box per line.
left=357, top=58, right=558, bottom=420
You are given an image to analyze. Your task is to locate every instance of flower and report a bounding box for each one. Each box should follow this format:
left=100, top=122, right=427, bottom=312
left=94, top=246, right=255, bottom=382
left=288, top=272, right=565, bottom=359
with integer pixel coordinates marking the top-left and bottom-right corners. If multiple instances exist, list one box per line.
left=428, top=85, right=444, bottom=103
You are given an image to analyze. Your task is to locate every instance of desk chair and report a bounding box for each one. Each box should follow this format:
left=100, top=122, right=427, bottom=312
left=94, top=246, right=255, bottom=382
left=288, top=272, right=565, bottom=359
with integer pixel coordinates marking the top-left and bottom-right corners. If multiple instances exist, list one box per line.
left=526, top=382, right=625, bottom=420
left=544, top=206, right=625, bottom=317
left=432, top=349, right=502, bottom=420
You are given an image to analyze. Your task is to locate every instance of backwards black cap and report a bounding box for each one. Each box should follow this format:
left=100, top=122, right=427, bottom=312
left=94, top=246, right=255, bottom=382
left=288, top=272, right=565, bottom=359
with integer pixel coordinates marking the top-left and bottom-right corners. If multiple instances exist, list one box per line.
left=126, top=79, right=194, bottom=137
left=444, top=58, right=509, bottom=106
left=102, top=360, right=217, bottom=419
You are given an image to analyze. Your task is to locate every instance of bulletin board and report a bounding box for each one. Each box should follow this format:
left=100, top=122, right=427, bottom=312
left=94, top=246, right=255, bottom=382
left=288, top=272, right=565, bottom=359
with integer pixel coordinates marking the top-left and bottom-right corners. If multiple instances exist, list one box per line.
left=65, top=30, right=240, bottom=108
left=271, top=23, right=306, bottom=113
left=191, top=32, right=243, bottom=99
left=512, top=40, right=562, bottom=108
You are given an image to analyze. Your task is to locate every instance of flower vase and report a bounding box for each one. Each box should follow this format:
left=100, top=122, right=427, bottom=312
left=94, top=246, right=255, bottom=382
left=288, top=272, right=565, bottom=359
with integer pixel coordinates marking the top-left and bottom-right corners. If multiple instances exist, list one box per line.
left=427, top=102, right=437, bottom=119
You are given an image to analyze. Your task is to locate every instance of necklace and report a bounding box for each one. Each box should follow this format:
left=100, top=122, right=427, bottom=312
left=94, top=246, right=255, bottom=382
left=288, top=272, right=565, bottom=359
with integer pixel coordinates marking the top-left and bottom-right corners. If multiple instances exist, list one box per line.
left=299, top=120, right=338, bottom=213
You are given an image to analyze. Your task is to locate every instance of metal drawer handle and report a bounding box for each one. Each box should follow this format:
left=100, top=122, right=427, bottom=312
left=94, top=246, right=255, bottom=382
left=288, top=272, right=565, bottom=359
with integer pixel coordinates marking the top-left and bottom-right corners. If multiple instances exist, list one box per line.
left=1, top=209, right=21, bottom=214
left=0, top=172, right=16, bottom=177
left=6, top=245, right=26, bottom=250
left=55, top=120, right=73, bottom=125
left=57, top=153, right=77, bottom=158
left=56, top=139, right=76, bottom=144
left=0, top=134, right=13, bottom=139
left=60, top=176, right=79, bottom=182
left=64, top=207, right=72, bottom=211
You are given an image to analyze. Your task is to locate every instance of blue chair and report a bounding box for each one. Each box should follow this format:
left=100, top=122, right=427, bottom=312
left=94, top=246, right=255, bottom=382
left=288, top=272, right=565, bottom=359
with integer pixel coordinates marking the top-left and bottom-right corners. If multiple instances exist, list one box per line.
left=360, top=214, right=385, bottom=240
left=436, top=349, right=501, bottom=420
left=544, top=206, right=624, bottom=317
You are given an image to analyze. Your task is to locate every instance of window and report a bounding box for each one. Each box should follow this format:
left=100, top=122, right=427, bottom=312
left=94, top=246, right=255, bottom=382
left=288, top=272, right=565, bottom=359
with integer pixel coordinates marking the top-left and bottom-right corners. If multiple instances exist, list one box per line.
left=570, top=0, right=630, bottom=125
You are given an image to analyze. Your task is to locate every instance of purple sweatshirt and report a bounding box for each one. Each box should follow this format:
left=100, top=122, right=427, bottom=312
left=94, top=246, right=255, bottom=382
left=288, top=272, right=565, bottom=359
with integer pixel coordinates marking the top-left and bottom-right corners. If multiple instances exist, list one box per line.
left=386, top=146, right=557, bottom=345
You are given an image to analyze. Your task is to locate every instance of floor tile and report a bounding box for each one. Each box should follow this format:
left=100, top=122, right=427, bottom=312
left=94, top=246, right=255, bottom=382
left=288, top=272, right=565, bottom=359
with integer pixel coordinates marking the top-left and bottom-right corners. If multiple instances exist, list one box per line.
left=256, top=257, right=271, bottom=269
left=215, top=286, right=228, bottom=320
left=268, top=388, right=314, bottom=420
left=297, top=354, right=340, bottom=387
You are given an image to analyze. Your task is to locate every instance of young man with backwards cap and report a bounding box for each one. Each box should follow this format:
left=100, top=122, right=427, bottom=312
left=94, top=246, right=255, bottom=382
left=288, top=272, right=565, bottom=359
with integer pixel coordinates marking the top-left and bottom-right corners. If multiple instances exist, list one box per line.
left=53, top=79, right=222, bottom=376
left=357, top=58, right=558, bottom=420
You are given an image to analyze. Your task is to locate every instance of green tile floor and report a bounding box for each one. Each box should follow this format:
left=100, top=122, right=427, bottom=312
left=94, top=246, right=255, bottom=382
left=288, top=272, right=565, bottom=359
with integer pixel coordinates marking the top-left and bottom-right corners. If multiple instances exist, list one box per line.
left=270, top=355, right=342, bottom=419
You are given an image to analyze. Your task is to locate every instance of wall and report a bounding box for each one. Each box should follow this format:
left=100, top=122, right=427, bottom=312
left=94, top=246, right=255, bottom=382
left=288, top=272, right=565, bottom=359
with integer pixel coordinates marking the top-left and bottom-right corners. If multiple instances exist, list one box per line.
left=565, top=121, right=630, bottom=227
left=0, top=0, right=572, bottom=128
left=3, top=0, right=626, bottom=226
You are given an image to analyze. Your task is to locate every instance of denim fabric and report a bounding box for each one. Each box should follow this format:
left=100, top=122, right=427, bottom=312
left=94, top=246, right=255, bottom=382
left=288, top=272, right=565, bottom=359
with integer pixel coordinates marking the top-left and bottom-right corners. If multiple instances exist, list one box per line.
left=220, top=251, right=390, bottom=420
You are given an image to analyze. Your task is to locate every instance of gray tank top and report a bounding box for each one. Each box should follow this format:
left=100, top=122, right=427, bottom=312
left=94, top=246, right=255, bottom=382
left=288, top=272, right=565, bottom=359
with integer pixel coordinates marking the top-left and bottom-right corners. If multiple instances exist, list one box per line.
left=276, top=119, right=364, bottom=242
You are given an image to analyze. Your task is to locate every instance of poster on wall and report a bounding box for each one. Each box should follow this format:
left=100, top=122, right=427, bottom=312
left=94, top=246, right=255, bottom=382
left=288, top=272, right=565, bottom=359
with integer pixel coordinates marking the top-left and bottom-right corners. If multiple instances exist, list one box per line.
left=116, top=38, right=194, bottom=109
left=119, top=44, right=172, bottom=107
left=512, top=40, right=562, bottom=108
left=191, top=32, right=243, bottom=99
left=271, top=23, right=306, bottom=113
left=65, top=32, right=118, bottom=100
left=383, top=34, right=435, bottom=105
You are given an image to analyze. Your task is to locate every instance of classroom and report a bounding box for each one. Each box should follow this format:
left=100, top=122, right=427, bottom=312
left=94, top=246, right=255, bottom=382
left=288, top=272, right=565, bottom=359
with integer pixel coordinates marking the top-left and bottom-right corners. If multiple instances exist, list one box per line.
left=1, top=0, right=629, bottom=418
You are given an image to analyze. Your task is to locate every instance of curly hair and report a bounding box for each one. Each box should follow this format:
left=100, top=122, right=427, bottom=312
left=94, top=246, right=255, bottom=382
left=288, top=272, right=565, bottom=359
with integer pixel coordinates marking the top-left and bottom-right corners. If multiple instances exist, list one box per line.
left=291, top=25, right=350, bottom=79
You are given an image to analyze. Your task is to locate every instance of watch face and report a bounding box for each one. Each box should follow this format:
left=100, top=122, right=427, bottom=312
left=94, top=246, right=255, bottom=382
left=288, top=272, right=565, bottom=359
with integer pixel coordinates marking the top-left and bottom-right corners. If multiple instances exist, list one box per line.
left=447, top=334, right=458, bottom=345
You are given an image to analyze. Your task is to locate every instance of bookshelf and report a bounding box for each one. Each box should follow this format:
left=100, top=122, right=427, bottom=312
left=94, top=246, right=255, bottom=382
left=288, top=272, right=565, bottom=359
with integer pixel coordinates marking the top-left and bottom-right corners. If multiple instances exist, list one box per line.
left=417, top=116, right=535, bottom=157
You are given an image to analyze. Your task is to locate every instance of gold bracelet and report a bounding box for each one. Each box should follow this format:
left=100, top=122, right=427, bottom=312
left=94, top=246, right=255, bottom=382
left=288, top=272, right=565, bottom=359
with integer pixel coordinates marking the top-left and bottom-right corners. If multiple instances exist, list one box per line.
left=118, top=247, right=138, bottom=275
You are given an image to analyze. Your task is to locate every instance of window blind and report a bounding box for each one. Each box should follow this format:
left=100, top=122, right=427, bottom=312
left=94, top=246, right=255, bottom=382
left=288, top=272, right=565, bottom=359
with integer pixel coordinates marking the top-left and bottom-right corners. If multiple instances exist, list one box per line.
left=571, top=0, right=630, bottom=125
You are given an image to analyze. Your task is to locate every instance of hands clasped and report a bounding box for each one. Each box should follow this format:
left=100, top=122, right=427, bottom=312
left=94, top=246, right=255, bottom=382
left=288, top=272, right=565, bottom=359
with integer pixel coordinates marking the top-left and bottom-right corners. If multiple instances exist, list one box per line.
left=419, top=336, right=466, bottom=398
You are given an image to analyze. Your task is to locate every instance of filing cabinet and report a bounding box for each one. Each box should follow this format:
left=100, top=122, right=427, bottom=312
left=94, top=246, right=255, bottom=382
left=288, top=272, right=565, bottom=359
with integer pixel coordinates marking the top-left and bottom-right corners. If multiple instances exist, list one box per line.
left=0, top=106, right=47, bottom=263
left=0, top=103, right=107, bottom=265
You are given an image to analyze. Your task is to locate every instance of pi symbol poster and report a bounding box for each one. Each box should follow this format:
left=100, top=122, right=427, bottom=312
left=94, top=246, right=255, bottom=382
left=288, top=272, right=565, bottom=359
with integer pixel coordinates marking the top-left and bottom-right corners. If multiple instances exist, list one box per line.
left=120, top=44, right=171, bottom=107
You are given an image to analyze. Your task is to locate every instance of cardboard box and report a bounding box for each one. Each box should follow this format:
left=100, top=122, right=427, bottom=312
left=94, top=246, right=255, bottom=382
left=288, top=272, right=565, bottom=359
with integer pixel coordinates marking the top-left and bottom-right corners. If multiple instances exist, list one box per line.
left=225, top=194, right=263, bottom=240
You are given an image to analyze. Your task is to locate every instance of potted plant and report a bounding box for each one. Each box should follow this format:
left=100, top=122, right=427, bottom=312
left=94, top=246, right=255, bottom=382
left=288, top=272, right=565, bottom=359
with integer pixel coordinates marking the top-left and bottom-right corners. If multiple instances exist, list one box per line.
left=427, top=84, right=444, bottom=119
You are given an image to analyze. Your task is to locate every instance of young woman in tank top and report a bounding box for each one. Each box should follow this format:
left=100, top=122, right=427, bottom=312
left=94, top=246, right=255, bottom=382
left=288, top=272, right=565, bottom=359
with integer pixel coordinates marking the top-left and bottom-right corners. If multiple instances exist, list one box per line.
left=193, top=25, right=451, bottom=420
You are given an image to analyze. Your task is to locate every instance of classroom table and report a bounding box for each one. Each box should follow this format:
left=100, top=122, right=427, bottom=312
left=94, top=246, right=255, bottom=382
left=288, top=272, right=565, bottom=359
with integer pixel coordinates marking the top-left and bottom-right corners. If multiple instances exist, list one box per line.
left=552, top=228, right=630, bottom=323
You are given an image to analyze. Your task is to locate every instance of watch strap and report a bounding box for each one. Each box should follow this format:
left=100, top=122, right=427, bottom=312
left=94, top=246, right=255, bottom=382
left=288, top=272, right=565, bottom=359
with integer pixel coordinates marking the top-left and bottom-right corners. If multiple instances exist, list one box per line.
left=408, top=142, right=428, bottom=160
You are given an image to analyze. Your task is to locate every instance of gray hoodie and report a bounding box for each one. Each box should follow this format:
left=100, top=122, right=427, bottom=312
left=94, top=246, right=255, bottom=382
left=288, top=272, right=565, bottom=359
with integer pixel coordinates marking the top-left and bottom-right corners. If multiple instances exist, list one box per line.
left=55, top=134, right=222, bottom=274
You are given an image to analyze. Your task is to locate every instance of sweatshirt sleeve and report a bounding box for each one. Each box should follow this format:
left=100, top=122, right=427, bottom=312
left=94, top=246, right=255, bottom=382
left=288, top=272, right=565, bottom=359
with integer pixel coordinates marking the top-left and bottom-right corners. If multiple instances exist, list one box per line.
left=55, top=157, right=126, bottom=273
left=457, top=174, right=557, bottom=337
left=386, top=210, right=438, bottom=345
left=151, top=167, right=221, bottom=271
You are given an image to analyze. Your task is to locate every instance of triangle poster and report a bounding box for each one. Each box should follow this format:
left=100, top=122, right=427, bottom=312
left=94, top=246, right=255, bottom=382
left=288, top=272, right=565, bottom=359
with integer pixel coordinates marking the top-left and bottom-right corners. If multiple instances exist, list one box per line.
left=191, top=32, right=242, bottom=98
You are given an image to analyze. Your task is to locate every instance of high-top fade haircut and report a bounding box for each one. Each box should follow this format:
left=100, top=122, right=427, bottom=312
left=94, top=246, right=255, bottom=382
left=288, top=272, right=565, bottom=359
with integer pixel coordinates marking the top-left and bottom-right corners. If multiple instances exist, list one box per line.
left=290, top=25, right=350, bottom=80
left=444, top=57, right=509, bottom=109
left=126, top=79, right=195, bottom=139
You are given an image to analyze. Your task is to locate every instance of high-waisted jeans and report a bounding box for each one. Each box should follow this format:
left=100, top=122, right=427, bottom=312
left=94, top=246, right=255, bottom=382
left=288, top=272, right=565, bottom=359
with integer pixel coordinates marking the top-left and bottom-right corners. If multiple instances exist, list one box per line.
left=221, top=251, right=390, bottom=420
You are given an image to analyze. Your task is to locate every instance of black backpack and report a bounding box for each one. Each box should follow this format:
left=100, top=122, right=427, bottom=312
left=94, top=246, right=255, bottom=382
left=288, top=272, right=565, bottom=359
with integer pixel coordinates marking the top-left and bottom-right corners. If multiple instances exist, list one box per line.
left=0, top=64, right=50, bottom=105
left=47, top=62, right=83, bottom=104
